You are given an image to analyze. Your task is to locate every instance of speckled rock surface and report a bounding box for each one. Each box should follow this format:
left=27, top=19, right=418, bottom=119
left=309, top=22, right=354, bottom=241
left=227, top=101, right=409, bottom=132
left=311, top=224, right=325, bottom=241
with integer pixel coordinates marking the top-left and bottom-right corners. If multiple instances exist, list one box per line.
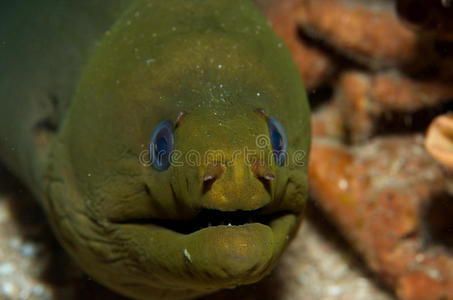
left=0, top=169, right=71, bottom=300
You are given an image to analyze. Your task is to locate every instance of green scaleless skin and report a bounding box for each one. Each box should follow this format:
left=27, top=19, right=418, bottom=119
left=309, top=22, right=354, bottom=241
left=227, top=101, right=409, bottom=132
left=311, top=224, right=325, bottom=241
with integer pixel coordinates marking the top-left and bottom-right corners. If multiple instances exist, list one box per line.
left=0, top=0, right=310, bottom=299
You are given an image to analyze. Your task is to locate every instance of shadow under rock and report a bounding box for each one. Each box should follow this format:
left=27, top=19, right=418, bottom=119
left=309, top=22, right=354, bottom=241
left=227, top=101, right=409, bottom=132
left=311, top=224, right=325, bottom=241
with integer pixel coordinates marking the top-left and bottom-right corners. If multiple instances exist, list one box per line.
left=421, top=191, right=453, bottom=252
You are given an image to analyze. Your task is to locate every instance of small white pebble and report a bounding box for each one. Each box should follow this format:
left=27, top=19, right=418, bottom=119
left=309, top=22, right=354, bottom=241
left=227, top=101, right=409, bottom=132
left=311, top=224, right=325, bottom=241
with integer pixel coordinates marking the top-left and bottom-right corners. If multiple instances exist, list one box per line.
left=415, top=254, right=425, bottom=263
left=256, top=92, right=260, bottom=96
left=32, top=284, right=45, bottom=296
left=21, top=242, right=39, bottom=257
left=0, top=263, right=15, bottom=275
left=426, top=269, right=440, bottom=280
left=1, top=282, right=16, bottom=296
left=218, top=64, right=222, bottom=69
left=87, top=173, right=91, bottom=177
left=326, top=285, right=343, bottom=296
left=183, top=249, right=192, bottom=262
left=338, top=179, right=348, bottom=190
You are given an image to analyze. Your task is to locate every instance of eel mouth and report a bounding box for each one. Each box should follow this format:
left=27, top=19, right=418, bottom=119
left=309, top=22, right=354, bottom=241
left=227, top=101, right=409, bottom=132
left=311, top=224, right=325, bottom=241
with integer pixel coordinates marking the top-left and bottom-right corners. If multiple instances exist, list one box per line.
left=123, top=209, right=291, bottom=234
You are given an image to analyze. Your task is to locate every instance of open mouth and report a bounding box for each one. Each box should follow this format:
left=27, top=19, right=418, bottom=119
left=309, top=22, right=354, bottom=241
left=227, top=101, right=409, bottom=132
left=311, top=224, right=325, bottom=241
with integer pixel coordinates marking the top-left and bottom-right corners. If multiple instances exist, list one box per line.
left=127, top=209, right=290, bottom=234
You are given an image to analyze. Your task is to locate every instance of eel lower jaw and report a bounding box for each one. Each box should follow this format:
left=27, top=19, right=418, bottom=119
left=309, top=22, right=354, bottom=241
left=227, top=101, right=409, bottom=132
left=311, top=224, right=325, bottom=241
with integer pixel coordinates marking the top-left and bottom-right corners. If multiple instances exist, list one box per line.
left=105, top=212, right=300, bottom=287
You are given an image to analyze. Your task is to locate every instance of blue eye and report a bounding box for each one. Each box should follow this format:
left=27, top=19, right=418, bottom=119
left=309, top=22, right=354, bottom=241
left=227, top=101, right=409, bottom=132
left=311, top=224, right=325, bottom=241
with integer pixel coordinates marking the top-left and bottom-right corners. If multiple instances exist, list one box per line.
left=268, top=117, right=288, bottom=166
left=150, top=120, right=174, bottom=170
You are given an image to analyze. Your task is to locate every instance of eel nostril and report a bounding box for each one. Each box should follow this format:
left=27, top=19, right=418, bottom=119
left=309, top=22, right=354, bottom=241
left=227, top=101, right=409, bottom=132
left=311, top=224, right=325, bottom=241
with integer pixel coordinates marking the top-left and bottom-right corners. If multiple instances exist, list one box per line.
left=202, top=174, right=217, bottom=193
left=203, top=174, right=215, bottom=182
left=251, top=161, right=275, bottom=180
left=263, top=173, right=275, bottom=181
left=251, top=160, right=274, bottom=193
left=202, top=162, right=224, bottom=193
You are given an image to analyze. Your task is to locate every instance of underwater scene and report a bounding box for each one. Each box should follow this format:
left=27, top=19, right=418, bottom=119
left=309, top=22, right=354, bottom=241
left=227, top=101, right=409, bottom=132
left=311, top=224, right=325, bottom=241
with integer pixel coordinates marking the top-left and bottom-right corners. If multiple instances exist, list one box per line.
left=0, top=0, right=452, bottom=299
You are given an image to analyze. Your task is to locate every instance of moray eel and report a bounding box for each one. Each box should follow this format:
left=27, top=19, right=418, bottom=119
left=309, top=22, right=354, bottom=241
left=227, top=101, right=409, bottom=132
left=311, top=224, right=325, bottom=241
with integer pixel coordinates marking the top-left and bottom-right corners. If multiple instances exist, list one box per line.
left=0, top=0, right=310, bottom=299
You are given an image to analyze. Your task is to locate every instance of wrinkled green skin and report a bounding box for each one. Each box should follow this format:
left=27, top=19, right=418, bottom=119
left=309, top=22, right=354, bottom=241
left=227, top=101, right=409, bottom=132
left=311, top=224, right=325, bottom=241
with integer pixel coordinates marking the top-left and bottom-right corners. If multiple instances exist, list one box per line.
left=0, top=0, right=310, bottom=299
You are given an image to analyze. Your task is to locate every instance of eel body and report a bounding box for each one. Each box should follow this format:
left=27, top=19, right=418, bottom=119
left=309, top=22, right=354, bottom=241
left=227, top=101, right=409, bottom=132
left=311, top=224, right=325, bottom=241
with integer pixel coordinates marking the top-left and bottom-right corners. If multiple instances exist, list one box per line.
left=0, top=1, right=310, bottom=299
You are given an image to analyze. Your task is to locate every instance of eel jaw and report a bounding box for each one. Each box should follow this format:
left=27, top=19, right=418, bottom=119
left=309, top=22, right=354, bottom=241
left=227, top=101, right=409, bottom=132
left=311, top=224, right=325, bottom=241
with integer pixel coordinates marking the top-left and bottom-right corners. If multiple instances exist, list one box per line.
left=110, top=210, right=299, bottom=283
left=103, top=196, right=302, bottom=294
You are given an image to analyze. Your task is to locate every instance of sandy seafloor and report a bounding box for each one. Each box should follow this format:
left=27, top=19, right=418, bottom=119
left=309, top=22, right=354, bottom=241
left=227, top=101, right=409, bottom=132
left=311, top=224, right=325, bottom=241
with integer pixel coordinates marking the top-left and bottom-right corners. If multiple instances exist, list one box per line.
left=0, top=165, right=395, bottom=300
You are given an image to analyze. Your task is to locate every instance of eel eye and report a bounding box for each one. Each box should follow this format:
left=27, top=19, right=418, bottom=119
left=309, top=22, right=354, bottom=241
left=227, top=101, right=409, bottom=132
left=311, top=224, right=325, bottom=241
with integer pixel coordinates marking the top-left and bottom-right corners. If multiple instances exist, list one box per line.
left=268, top=117, right=288, bottom=166
left=150, top=120, right=174, bottom=170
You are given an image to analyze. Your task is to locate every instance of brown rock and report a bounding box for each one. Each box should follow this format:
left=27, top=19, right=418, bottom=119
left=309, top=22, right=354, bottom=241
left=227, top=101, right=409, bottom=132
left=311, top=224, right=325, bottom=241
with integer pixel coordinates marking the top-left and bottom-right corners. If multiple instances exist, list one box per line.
left=338, top=71, right=453, bottom=143
left=254, top=0, right=333, bottom=89
left=371, top=73, right=453, bottom=112
left=397, top=271, right=444, bottom=300
left=309, top=136, right=453, bottom=299
left=297, top=0, right=418, bottom=69
left=311, top=101, right=345, bottom=140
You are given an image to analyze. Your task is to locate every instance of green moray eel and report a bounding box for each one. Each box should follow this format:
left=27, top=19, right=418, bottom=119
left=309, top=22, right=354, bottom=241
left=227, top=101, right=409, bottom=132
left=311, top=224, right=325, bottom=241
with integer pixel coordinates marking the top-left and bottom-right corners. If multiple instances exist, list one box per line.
left=0, top=0, right=310, bottom=299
